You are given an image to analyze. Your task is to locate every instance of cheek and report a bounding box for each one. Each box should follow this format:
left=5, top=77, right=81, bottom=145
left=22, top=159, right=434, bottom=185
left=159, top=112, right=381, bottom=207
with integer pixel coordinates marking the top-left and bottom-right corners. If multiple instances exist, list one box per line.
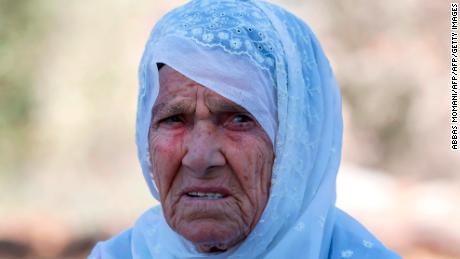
left=149, top=132, right=184, bottom=199
left=245, top=145, right=272, bottom=198
left=224, top=132, right=274, bottom=207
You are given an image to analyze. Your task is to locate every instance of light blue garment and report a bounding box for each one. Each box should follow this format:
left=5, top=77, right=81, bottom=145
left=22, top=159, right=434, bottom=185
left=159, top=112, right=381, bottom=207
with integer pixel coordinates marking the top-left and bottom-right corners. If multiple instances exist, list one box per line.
left=89, top=0, right=401, bottom=258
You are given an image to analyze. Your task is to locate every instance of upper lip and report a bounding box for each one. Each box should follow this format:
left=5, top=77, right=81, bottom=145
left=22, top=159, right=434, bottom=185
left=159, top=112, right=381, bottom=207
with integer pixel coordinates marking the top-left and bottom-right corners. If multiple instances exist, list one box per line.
left=182, top=186, right=230, bottom=197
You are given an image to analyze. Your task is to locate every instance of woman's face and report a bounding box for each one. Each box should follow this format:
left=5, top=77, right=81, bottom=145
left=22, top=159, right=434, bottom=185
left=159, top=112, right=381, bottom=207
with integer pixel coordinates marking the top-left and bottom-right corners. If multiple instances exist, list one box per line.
left=149, top=65, right=274, bottom=253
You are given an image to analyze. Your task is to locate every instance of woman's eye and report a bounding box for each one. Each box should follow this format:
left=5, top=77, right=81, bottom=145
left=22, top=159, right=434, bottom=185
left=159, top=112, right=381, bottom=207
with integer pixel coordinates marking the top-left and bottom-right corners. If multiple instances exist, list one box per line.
left=232, top=114, right=253, bottom=123
left=226, top=114, right=255, bottom=130
left=158, top=115, right=184, bottom=127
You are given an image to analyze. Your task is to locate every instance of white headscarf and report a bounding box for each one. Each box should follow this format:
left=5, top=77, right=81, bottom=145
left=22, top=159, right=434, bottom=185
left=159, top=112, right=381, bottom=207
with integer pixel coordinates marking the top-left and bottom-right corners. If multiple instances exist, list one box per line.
left=89, top=1, right=401, bottom=258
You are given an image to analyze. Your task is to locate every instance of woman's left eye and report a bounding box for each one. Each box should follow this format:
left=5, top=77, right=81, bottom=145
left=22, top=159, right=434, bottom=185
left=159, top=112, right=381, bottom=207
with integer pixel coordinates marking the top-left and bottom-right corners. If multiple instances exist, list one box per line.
left=225, top=114, right=255, bottom=130
left=232, top=114, right=253, bottom=123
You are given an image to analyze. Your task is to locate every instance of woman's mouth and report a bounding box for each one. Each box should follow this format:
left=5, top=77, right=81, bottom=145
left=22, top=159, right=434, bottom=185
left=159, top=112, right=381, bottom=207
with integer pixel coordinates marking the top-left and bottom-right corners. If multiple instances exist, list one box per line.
left=183, top=187, right=230, bottom=200
left=186, top=192, right=225, bottom=199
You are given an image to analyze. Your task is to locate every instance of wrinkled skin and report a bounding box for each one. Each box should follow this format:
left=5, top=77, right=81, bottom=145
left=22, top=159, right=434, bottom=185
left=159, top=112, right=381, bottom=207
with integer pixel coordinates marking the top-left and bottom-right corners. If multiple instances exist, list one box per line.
left=148, top=65, right=274, bottom=253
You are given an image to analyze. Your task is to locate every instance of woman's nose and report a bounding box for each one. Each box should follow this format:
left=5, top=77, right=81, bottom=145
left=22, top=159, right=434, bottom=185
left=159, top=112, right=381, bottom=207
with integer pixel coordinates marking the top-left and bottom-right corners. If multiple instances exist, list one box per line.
left=182, top=123, right=226, bottom=176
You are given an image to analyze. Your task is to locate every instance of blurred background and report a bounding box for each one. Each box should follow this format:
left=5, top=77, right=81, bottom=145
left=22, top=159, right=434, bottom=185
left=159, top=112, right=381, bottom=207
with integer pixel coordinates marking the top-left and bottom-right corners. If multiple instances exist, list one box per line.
left=0, top=0, right=457, bottom=258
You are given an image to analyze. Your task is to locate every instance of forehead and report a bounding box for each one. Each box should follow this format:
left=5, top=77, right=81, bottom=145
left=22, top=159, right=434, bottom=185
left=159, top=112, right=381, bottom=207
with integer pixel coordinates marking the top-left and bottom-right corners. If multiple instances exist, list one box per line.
left=158, top=65, right=197, bottom=97
left=155, top=65, right=247, bottom=113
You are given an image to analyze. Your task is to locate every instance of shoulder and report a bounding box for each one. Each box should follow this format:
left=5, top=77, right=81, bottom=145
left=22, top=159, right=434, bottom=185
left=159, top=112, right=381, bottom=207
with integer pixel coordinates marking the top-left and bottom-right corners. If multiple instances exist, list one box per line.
left=329, top=209, right=401, bottom=259
left=88, top=229, right=133, bottom=259
left=88, top=206, right=163, bottom=259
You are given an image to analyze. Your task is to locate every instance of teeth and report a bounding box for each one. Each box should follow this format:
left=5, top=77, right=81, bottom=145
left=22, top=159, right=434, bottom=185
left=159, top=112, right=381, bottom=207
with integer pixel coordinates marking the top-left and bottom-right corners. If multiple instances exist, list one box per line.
left=187, top=192, right=224, bottom=199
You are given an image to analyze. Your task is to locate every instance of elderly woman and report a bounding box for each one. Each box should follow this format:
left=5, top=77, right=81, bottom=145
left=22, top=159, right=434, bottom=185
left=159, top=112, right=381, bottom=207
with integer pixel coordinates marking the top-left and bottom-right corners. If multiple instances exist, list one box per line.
left=90, top=0, right=400, bottom=258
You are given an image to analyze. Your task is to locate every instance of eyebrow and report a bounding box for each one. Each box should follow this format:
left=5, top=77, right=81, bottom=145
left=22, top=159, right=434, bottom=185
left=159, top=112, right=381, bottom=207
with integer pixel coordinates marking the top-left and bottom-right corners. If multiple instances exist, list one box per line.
left=152, top=96, right=249, bottom=120
left=205, top=96, right=247, bottom=114
left=152, top=100, right=194, bottom=119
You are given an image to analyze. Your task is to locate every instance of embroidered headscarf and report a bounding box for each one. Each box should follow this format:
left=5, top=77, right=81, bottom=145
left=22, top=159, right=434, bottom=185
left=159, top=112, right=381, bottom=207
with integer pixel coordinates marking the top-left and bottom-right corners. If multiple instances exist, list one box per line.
left=89, top=0, right=401, bottom=258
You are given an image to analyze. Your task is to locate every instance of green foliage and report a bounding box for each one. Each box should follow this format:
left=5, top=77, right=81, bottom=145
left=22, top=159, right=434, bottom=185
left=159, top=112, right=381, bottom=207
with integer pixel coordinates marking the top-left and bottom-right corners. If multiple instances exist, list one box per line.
left=0, top=0, right=50, bottom=177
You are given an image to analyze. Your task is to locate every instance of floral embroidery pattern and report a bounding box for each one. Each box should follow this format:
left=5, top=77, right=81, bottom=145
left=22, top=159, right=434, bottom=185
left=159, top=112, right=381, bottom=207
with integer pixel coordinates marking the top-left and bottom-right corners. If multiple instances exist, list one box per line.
left=150, top=0, right=282, bottom=77
left=341, top=250, right=354, bottom=258
left=362, top=240, right=374, bottom=248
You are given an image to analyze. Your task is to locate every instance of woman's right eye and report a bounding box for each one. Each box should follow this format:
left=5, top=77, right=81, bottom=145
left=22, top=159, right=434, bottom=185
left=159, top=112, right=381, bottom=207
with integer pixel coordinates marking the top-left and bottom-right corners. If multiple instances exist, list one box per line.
left=158, top=115, right=184, bottom=128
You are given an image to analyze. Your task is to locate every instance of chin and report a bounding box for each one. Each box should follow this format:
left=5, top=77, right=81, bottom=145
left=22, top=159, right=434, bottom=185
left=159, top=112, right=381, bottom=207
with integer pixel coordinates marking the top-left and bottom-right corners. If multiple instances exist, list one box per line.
left=178, top=220, right=244, bottom=253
